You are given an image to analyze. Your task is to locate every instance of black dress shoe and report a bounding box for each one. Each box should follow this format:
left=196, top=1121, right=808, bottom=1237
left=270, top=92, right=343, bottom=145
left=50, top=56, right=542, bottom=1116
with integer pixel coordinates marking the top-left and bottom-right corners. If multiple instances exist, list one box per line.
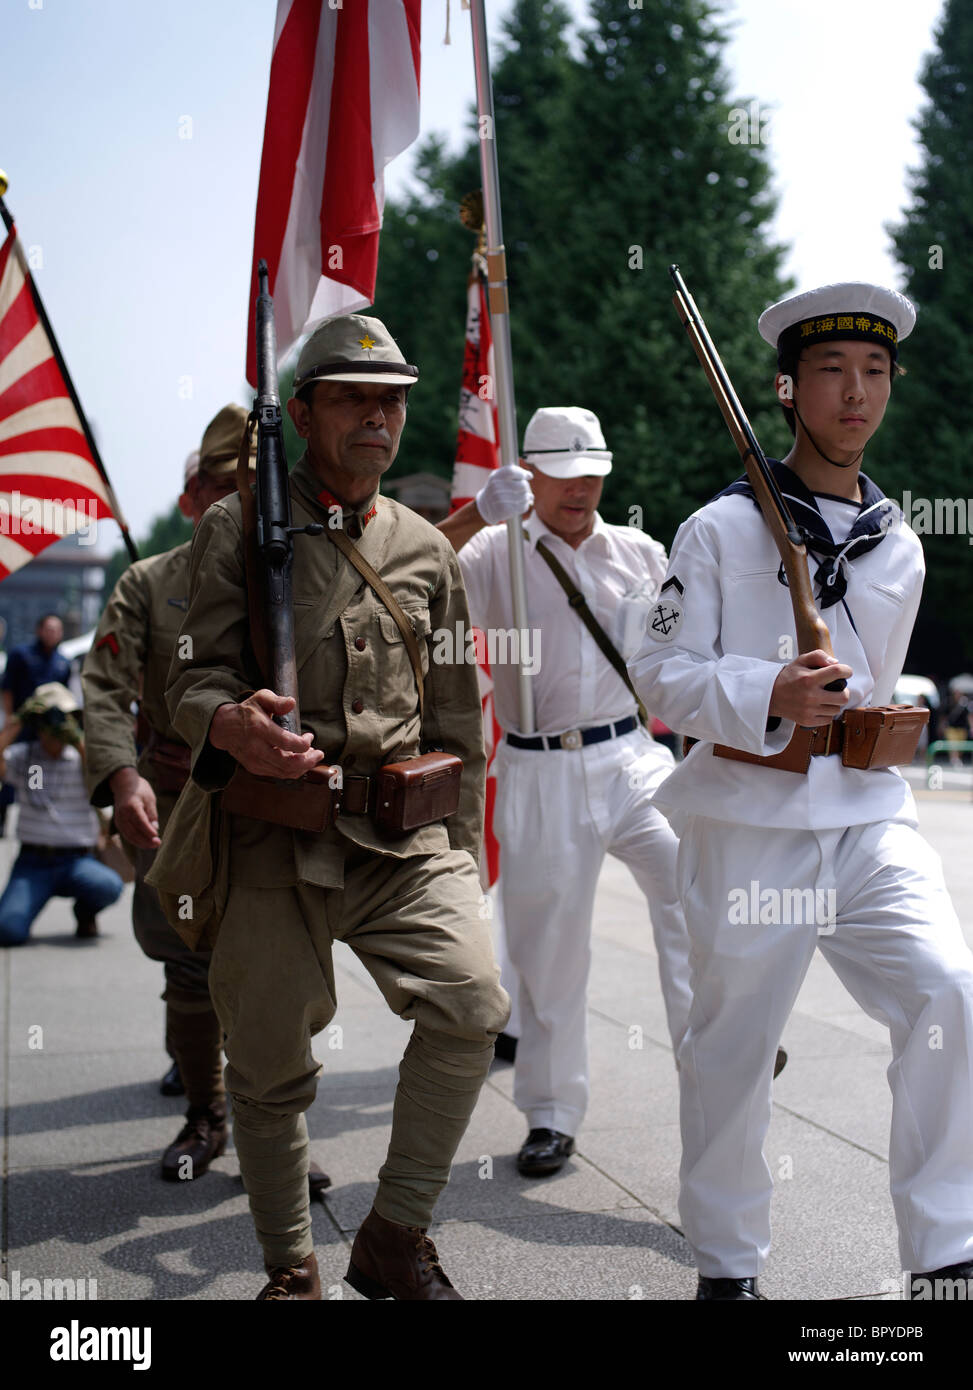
left=516, top=1128, right=575, bottom=1176
left=774, top=1047, right=788, bottom=1078
left=696, top=1275, right=760, bottom=1300
left=494, top=1031, right=518, bottom=1064
left=907, top=1260, right=973, bottom=1299
left=159, top=1061, right=185, bottom=1096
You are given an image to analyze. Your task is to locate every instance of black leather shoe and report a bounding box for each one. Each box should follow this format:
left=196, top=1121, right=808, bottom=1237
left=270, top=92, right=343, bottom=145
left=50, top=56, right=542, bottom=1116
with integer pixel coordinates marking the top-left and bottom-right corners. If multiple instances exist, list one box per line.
left=516, top=1128, right=575, bottom=1176
left=774, top=1047, right=788, bottom=1078
left=907, top=1260, right=973, bottom=1299
left=696, top=1275, right=760, bottom=1300
left=159, top=1062, right=185, bottom=1096
left=494, top=1031, right=518, bottom=1064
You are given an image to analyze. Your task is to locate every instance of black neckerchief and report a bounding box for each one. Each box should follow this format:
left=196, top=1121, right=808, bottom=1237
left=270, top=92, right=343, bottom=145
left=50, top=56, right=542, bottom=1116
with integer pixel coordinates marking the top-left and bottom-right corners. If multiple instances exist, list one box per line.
left=715, top=460, right=899, bottom=610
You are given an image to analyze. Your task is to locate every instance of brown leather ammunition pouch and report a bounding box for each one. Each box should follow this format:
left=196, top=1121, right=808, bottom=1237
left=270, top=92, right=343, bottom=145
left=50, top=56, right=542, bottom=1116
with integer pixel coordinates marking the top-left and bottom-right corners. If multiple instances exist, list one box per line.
left=374, top=751, right=463, bottom=835
left=145, top=733, right=193, bottom=796
left=220, top=752, right=463, bottom=835
left=838, top=705, right=929, bottom=770
left=221, top=763, right=343, bottom=833
left=706, top=703, right=928, bottom=774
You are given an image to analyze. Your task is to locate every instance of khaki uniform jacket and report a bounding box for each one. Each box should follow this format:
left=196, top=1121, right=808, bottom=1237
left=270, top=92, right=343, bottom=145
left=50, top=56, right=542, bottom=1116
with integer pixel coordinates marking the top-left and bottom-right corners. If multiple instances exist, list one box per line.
left=147, top=455, right=486, bottom=949
left=81, top=541, right=192, bottom=830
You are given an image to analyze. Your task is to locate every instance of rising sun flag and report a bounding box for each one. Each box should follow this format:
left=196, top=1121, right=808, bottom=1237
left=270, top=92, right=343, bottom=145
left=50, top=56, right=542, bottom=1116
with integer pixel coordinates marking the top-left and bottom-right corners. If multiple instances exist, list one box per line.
left=0, top=182, right=136, bottom=576
left=246, top=0, right=422, bottom=384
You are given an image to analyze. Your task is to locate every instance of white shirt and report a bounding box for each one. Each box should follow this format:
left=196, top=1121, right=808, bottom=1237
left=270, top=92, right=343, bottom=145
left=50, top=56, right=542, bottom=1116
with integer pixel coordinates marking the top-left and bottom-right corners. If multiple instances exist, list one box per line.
left=3, top=742, right=101, bottom=847
left=459, top=511, right=668, bottom=734
left=628, top=488, right=924, bottom=831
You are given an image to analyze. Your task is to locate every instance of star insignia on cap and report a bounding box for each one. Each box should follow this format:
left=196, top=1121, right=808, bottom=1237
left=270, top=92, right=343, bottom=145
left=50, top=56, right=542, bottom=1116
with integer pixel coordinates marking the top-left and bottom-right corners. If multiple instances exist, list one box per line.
left=358, top=335, right=376, bottom=350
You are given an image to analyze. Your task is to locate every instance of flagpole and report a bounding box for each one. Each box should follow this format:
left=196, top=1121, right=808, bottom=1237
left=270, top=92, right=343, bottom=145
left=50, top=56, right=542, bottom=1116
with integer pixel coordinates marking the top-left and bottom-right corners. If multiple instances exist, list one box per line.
left=469, top=0, right=535, bottom=734
left=0, top=176, right=138, bottom=564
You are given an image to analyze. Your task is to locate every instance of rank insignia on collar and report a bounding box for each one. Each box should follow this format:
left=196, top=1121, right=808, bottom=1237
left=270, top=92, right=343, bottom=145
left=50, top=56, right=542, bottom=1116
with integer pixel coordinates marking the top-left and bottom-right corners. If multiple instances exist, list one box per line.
left=95, top=633, right=119, bottom=657
left=167, top=597, right=189, bottom=612
left=647, top=597, right=683, bottom=642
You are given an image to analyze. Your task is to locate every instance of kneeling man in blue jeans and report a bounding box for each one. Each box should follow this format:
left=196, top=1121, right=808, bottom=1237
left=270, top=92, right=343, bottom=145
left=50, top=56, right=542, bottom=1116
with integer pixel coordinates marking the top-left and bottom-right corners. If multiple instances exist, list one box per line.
left=0, top=683, right=123, bottom=944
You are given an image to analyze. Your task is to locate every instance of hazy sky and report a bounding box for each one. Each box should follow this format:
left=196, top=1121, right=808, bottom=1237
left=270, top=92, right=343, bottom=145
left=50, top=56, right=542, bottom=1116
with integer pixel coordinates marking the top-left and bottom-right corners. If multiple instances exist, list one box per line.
left=0, top=0, right=946, bottom=548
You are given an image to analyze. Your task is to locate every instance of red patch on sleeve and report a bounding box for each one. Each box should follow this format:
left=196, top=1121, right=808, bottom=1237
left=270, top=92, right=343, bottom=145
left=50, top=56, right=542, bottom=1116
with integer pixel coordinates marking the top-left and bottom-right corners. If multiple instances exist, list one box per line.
left=95, top=633, right=119, bottom=657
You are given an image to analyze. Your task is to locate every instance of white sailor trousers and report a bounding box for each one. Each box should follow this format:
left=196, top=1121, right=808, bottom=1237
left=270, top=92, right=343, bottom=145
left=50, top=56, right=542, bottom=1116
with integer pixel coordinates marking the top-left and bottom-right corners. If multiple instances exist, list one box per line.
left=676, top=816, right=973, bottom=1277
left=493, top=728, right=693, bottom=1136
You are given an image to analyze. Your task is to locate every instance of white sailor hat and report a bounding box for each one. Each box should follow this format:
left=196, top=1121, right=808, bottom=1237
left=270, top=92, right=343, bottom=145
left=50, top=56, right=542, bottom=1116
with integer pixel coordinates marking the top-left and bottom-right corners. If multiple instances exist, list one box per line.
left=758, top=283, right=916, bottom=364
left=522, top=407, right=612, bottom=479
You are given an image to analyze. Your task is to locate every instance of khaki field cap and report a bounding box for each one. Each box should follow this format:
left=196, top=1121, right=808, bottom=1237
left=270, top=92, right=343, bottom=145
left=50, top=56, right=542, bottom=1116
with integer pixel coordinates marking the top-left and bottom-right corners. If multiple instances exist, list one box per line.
left=293, top=314, right=419, bottom=392
left=198, top=404, right=256, bottom=480
left=522, top=406, right=613, bottom=479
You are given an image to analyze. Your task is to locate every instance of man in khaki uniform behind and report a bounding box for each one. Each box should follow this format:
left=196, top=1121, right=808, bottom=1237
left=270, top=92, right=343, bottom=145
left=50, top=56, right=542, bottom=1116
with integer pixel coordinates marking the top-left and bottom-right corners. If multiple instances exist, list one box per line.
left=148, top=316, right=508, bottom=1300
left=82, top=408, right=257, bottom=1180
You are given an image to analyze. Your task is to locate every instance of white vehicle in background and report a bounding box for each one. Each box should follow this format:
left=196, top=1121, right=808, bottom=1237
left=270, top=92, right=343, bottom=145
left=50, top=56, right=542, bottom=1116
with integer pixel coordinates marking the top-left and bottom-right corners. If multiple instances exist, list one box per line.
left=893, top=674, right=940, bottom=710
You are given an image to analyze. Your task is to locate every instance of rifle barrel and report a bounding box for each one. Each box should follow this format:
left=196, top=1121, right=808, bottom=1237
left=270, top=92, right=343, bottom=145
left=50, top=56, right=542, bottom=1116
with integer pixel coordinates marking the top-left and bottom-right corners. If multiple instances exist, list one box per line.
left=669, top=264, right=800, bottom=547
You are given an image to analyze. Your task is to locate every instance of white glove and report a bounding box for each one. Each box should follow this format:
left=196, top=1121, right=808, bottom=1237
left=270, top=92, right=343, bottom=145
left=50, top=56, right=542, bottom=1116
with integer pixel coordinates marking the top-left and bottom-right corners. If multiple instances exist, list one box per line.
left=474, top=464, right=534, bottom=525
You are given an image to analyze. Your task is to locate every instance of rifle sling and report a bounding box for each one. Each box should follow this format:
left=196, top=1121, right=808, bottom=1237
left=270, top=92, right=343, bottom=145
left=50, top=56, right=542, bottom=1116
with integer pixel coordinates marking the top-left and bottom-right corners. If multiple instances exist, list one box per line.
left=235, top=435, right=425, bottom=722
left=326, top=527, right=426, bottom=724
left=535, top=537, right=648, bottom=728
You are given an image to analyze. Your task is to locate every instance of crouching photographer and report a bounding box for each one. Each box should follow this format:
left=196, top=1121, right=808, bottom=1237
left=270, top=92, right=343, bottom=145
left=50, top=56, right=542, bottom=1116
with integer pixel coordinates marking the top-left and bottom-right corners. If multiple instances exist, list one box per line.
left=0, top=683, right=124, bottom=945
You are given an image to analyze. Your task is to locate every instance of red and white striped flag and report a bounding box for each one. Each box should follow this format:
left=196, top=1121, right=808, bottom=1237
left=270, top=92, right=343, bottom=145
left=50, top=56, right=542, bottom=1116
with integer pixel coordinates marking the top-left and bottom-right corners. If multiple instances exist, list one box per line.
left=0, top=224, right=115, bottom=580
left=450, top=267, right=499, bottom=510
left=246, top=0, right=421, bottom=384
left=451, top=263, right=503, bottom=886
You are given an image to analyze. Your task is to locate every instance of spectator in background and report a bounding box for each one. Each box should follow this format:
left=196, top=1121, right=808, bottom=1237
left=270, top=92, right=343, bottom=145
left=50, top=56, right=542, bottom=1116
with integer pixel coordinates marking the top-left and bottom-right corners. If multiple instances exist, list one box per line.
left=0, top=614, right=71, bottom=836
left=942, top=689, right=971, bottom=768
left=0, top=683, right=123, bottom=945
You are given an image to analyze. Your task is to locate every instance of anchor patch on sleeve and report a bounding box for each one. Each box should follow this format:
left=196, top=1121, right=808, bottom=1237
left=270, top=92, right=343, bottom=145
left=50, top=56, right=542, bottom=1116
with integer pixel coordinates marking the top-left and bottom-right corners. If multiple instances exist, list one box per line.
left=647, top=597, right=683, bottom=642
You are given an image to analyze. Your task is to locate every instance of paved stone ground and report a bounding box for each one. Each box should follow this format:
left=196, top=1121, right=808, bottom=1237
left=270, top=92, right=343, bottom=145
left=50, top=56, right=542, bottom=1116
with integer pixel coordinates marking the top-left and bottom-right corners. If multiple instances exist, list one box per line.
left=1, top=769, right=971, bottom=1306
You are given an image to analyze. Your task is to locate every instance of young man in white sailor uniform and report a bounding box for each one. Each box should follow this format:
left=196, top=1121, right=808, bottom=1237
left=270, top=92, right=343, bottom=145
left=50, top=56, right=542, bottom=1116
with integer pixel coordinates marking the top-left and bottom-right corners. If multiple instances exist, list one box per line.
left=629, top=284, right=973, bottom=1300
left=440, top=406, right=694, bottom=1177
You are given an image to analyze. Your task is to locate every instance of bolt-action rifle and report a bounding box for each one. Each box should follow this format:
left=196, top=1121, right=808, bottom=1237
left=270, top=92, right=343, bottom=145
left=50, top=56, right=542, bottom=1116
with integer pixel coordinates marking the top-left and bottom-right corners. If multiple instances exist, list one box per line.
left=668, top=264, right=844, bottom=693
left=242, top=260, right=324, bottom=731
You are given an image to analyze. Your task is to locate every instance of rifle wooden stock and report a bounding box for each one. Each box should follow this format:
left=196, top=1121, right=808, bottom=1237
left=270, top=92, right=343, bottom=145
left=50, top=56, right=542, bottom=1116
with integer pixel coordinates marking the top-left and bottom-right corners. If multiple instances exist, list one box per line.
left=670, top=278, right=836, bottom=662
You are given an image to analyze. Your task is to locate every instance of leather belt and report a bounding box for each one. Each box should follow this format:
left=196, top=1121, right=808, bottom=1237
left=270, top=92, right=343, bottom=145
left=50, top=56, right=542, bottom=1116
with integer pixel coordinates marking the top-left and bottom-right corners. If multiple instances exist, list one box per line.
left=339, top=774, right=376, bottom=815
left=145, top=733, right=192, bottom=770
left=506, top=714, right=639, bottom=752
left=20, top=843, right=90, bottom=858
left=807, top=720, right=844, bottom=756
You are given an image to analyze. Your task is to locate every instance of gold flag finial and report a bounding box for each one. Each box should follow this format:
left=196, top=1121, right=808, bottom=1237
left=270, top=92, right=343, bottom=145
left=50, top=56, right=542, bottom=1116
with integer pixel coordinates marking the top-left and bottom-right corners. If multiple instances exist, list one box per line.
left=459, top=190, right=486, bottom=258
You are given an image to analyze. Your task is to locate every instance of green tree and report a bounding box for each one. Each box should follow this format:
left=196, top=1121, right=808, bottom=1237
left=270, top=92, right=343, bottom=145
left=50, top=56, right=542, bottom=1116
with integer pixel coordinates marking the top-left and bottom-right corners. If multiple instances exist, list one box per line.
left=373, top=0, right=791, bottom=547
left=871, top=0, right=973, bottom=677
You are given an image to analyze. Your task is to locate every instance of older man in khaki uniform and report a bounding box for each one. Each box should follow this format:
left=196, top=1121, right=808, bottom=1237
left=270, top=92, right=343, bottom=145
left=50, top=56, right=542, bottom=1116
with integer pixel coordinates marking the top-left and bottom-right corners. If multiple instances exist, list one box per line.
left=148, top=316, right=508, bottom=1301
left=83, top=408, right=259, bottom=1180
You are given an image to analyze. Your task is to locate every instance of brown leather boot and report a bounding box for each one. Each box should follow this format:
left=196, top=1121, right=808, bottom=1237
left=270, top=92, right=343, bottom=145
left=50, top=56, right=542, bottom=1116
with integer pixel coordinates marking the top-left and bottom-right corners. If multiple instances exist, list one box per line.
left=160, top=1104, right=228, bottom=1182
left=345, top=1207, right=463, bottom=1300
left=256, top=1252, right=322, bottom=1301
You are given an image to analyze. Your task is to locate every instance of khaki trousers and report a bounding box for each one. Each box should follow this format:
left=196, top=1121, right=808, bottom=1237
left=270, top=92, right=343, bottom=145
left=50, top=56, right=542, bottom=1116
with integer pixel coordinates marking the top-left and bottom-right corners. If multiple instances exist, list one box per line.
left=209, top=846, right=509, bottom=1267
